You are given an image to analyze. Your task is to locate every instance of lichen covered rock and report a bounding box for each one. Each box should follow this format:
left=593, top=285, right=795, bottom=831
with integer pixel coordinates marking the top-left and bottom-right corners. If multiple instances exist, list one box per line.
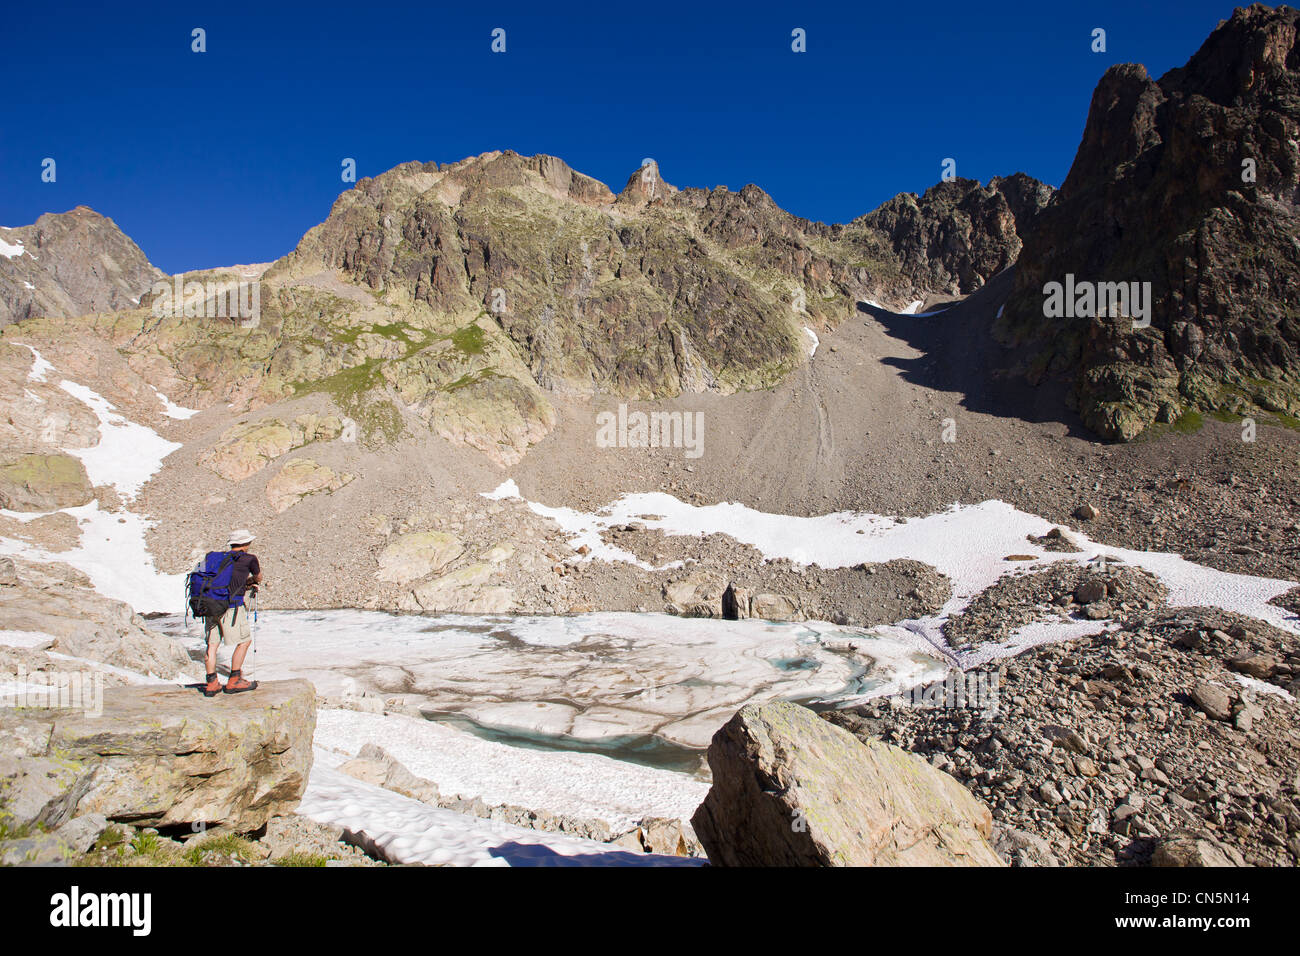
left=0, top=452, right=94, bottom=511
left=264, top=457, right=353, bottom=513
left=691, top=699, right=1003, bottom=866
left=376, top=531, right=465, bottom=585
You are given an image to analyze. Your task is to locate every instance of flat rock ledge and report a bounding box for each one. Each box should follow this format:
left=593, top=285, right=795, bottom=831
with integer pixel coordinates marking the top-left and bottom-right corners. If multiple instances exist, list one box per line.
left=0, top=679, right=316, bottom=834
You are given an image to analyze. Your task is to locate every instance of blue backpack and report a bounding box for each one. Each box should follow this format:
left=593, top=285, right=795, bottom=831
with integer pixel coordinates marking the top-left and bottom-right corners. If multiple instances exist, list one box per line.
left=187, top=551, right=238, bottom=619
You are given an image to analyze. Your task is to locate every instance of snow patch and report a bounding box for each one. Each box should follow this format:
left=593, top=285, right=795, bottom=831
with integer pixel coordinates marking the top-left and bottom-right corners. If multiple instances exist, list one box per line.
left=865, top=299, right=947, bottom=318
left=58, top=380, right=181, bottom=498
left=315, top=708, right=708, bottom=829
left=482, top=479, right=521, bottom=500
left=0, top=350, right=186, bottom=613
left=150, top=386, right=199, bottom=420
left=0, top=236, right=24, bottom=259
left=489, top=487, right=1300, bottom=669
left=1234, top=673, right=1295, bottom=702
left=0, top=507, right=47, bottom=524
left=0, top=501, right=183, bottom=613
left=802, top=326, right=819, bottom=356
left=0, top=629, right=56, bottom=649
left=299, top=761, right=701, bottom=867
left=13, top=343, right=54, bottom=382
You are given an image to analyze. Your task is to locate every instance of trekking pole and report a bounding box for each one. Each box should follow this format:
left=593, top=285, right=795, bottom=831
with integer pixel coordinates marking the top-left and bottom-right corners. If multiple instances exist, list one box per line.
left=248, top=588, right=258, bottom=682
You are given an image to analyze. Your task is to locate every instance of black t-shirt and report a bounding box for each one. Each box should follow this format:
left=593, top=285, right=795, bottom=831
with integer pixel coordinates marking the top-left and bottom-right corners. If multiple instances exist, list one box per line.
left=229, top=552, right=260, bottom=605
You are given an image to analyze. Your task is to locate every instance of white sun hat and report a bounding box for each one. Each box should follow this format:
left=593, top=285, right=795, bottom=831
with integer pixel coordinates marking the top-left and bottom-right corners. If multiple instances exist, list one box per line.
left=228, top=529, right=256, bottom=547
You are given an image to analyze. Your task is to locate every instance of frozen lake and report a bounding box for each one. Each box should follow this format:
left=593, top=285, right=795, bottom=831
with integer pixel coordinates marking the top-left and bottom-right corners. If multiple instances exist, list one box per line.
left=151, top=608, right=949, bottom=759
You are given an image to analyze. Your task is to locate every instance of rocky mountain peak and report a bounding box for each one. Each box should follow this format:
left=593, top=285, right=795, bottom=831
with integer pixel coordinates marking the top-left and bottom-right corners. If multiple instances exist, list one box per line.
left=617, top=159, right=678, bottom=205
left=988, top=173, right=1057, bottom=226
left=1167, top=3, right=1300, bottom=106
left=0, top=206, right=162, bottom=328
left=854, top=174, right=1054, bottom=295
left=998, top=2, right=1300, bottom=441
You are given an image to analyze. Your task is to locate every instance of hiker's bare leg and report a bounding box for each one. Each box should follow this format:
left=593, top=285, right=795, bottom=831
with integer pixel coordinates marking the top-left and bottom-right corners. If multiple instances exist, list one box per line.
left=231, top=640, right=252, bottom=672
left=205, top=636, right=219, bottom=675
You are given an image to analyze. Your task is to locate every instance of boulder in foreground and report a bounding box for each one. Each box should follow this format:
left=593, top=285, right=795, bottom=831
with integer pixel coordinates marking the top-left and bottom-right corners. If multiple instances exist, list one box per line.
left=1, top=679, right=316, bottom=833
left=691, top=699, right=1003, bottom=866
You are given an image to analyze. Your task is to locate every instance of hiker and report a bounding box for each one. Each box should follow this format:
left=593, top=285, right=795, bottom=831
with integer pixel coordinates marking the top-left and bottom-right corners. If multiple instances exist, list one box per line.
left=195, top=530, right=263, bottom=697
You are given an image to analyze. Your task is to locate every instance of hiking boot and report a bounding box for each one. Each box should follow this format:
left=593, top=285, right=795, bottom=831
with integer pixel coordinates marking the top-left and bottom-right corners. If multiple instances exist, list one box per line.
left=202, top=673, right=223, bottom=698
left=223, top=669, right=258, bottom=694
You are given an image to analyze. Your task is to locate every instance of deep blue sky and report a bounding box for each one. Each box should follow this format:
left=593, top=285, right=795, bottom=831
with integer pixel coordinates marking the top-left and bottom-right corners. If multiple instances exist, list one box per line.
left=2, top=0, right=1245, bottom=273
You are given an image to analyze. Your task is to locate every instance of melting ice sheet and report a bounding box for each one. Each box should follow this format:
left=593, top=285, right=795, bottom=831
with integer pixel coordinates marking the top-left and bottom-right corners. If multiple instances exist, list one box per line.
left=152, top=609, right=945, bottom=751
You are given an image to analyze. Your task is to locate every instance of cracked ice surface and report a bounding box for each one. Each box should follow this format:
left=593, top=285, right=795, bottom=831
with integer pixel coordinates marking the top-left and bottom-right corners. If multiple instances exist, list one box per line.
left=155, top=608, right=946, bottom=750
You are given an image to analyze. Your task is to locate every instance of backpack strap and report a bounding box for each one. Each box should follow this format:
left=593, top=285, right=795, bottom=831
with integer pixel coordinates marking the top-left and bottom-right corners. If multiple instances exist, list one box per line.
left=229, top=552, right=254, bottom=602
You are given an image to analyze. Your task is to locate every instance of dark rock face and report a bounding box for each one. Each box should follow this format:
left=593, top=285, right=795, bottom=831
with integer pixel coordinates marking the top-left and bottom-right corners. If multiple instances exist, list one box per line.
left=999, top=4, right=1300, bottom=440
left=0, top=206, right=162, bottom=328
left=856, top=174, right=1053, bottom=295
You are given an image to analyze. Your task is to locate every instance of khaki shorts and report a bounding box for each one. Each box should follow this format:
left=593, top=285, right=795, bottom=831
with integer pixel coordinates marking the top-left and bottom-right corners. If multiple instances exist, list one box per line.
left=204, top=605, right=252, bottom=647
